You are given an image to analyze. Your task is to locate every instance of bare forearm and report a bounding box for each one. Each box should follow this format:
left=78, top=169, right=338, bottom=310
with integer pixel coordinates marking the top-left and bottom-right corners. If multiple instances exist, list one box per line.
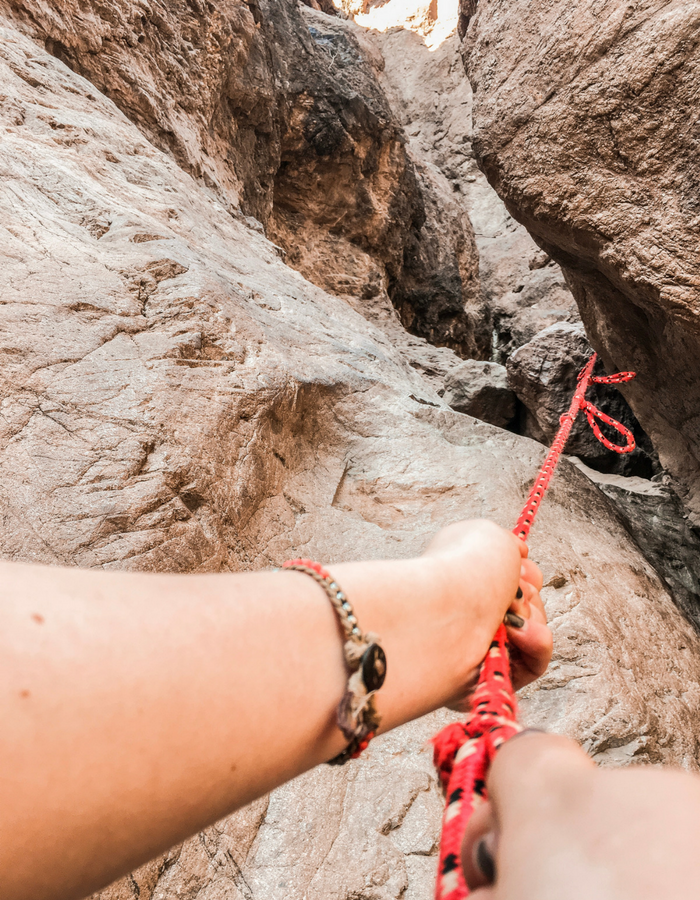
left=1, top=563, right=354, bottom=899
left=0, top=521, right=531, bottom=900
left=0, top=557, right=467, bottom=900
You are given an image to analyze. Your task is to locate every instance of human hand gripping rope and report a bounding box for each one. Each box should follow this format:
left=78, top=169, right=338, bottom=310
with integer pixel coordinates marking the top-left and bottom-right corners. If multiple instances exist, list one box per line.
left=431, top=353, right=637, bottom=899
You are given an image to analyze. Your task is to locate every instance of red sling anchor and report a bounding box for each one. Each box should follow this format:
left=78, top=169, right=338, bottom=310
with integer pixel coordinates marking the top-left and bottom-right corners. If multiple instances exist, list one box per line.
left=432, top=353, right=637, bottom=900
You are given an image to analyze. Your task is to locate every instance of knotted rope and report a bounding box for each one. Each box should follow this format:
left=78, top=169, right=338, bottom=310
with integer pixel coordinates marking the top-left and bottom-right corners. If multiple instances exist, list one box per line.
left=432, top=353, right=637, bottom=899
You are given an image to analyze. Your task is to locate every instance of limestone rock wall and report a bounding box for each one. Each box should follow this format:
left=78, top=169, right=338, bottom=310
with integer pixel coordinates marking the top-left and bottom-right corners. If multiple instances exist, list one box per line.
left=2, top=4, right=700, bottom=900
left=463, top=0, right=700, bottom=523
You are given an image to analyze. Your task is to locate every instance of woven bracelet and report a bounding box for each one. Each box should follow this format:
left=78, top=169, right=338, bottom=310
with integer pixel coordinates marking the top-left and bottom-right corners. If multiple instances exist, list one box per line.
left=281, top=558, right=387, bottom=765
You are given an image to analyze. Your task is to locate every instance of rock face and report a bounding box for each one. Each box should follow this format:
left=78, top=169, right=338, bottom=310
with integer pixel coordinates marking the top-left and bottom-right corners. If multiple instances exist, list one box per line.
left=464, top=0, right=700, bottom=523
left=7, top=0, right=484, bottom=359
left=2, top=4, right=700, bottom=900
left=572, top=461, right=700, bottom=632
left=507, top=324, right=658, bottom=477
left=443, top=360, right=515, bottom=428
left=372, top=23, right=580, bottom=364
left=277, top=7, right=486, bottom=358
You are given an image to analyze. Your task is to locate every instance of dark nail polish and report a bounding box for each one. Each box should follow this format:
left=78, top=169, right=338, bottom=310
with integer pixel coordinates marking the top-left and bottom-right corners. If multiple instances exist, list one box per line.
left=516, top=586, right=523, bottom=599
left=509, top=727, right=548, bottom=744
left=505, top=612, right=525, bottom=628
left=476, top=838, right=496, bottom=883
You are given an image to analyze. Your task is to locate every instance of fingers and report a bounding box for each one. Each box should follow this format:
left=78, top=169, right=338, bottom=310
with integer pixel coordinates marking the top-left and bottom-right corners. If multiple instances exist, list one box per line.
left=514, top=536, right=529, bottom=560
left=421, top=519, right=551, bottom=695
left=464, top=733, right=700, bottom=900
left=520, top=557, right=543, bottom=591
left=507, top=576, right=540, bottom=621
left=461, top=800, right=497, bottom=891
left=507, top=617, right=553, bottom=687
left=505, top=571, right=552, bottom=689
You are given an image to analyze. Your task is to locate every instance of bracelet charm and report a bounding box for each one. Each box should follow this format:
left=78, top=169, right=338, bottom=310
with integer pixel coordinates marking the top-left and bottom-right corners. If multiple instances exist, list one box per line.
left=281, top=558, right=385, bottom=764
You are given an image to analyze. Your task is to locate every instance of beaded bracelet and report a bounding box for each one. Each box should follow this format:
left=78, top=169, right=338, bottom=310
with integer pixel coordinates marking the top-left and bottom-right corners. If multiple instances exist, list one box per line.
left=281, top=558, right=387, bottom=765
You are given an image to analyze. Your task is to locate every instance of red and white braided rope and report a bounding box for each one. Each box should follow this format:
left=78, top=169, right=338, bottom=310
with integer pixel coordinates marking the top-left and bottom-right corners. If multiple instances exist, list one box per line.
left=432, top=353, right=636, bottom=899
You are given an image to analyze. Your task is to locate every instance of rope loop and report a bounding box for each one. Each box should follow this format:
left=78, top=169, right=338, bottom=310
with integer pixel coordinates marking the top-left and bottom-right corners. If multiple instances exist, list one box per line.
left=581, top=400, right=636, bottom=453
left=591, top=371, right=636, bottom=385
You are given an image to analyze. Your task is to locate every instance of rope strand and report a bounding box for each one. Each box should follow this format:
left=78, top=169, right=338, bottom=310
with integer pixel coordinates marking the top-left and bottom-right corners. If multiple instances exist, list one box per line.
left=432, top=353, right=636, bottom=899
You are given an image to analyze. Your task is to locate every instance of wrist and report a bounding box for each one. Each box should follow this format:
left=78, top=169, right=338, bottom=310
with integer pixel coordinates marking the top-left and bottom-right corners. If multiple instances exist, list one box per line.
left=281, top=559, right=385, bottom=764
left=330, top=555, right=482, bottom=731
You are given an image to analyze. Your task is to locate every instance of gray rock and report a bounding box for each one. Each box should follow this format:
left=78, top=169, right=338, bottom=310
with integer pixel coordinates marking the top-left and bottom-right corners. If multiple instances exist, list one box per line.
left=571, top=460, right=700, bottom=630
left=507, top=324, right=659, bottom=478
left=443, top=359, right=515, bottom=427
left=371, top=25, right=580, bottom=366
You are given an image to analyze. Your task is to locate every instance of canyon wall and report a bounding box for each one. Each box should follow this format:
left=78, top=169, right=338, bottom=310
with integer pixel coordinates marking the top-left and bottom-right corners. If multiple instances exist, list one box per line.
left=8, top=0, right=485, bottom=356
left=463, top=0, right=700, bottom=523
left=1, top=2, right=700, bottom=898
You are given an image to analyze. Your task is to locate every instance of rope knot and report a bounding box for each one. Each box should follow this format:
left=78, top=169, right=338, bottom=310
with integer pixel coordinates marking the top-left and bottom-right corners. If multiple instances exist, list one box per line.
left=577, top=367, right=637, bottom=454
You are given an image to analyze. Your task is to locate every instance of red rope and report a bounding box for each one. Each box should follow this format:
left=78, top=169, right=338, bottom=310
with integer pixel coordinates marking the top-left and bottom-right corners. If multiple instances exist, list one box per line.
left=432, top=353, right=636, bottom=899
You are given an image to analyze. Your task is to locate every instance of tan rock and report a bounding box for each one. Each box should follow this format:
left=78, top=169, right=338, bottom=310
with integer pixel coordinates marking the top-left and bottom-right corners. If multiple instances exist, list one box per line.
left=464, top=0, right=700, bottom=522
left=1, top=8, right=700, bottom=900
left=7, top=0, right=483, bottom=358
left=271, top=6, right=485, bottom=358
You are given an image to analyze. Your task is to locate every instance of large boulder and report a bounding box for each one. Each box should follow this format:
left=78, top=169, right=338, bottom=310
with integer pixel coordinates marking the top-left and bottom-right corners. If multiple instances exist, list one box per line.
left=1, top=7, right=700, bottom=900
left=443, top=359, right=515, bottom=428
left=463, top=0, right=700, bottom=523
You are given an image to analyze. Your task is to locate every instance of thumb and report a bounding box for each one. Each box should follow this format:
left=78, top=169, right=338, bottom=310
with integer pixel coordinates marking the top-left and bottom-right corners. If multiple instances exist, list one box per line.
left=488, top=731, right=594, bottom=826
left=461, top=732, right=593, bottom=893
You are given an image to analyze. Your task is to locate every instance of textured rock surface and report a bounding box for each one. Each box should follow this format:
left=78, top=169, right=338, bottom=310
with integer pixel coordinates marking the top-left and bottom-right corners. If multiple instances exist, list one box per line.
left=7, top=0, right=484, bottom=359
left=443, top=360, right=514, bottom=428
left=572, top=460, right=700, bottom=632
left=284, top=7, right=485, bottom=358
left=507, top=324, right=658, bottom=477
left=373, top=24, right=579, bottom=364
left=464, top=0, right=700, bottom=521
left=1, top=6, right=700, bottom=900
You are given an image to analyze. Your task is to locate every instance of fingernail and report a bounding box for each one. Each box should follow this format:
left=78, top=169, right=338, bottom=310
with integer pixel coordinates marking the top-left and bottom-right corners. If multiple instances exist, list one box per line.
left=509, top=727, right=548, bottom=744
left=516, top=586, right=523, bottom=599
left=504, top=612, right=525, bottom=628
left=475, top=838, right=496, bottom=883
